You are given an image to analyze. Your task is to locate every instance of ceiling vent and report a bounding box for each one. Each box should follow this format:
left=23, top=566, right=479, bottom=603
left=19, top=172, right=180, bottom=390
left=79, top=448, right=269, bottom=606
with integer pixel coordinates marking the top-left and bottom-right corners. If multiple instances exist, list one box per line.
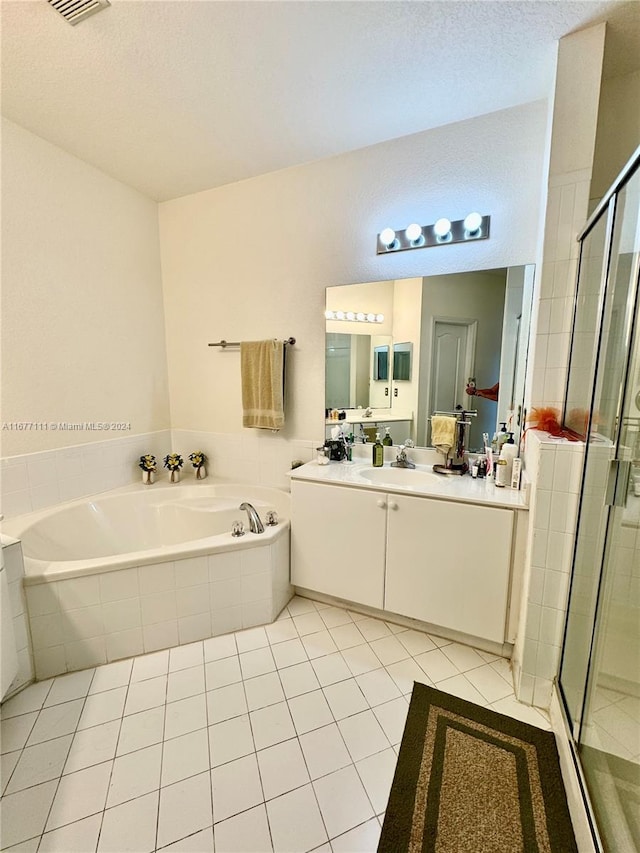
left=47, top=0, right=110, bottom=26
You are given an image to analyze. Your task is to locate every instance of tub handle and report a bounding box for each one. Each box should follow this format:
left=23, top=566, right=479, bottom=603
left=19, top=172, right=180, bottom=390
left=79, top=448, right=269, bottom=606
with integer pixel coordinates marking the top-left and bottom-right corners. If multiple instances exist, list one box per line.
left=266, top=510, right=279, bottom=526
left=231, top=520, right=245, bottom=537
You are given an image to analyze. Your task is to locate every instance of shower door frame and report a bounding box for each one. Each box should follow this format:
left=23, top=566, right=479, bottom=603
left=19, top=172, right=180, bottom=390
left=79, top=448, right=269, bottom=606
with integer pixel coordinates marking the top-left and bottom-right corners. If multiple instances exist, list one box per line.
left=557, top=144, right=640, bottom=852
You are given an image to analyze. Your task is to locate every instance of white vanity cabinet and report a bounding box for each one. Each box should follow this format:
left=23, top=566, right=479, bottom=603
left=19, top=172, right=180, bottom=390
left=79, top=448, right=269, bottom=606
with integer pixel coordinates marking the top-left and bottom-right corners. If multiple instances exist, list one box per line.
left=291, top=479, right=515, bottom=644
left=384, top=494, right=513, bottom=643
left=290, top=480, right=386, bottom=608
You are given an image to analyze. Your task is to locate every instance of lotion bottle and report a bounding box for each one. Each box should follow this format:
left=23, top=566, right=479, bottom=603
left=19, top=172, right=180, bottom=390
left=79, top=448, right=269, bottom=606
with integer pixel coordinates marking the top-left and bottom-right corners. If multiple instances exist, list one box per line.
left=500, top=433, right=518, bottom=482
left=383, top=427, right=393, bottom=446
left=372, top=432, right=384, bottom=467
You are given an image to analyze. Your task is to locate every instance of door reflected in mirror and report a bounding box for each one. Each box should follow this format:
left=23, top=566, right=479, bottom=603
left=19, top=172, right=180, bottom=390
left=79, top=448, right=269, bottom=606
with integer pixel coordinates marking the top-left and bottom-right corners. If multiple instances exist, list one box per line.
left=325, top=266, right=534, bottom=452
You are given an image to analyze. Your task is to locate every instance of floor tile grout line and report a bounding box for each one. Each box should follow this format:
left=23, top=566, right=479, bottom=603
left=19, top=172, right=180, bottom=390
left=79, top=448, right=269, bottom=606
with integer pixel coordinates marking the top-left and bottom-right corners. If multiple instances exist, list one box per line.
left=34, top=666, right=102, bottom=850
left=152, top=651, right=172, bottom=851
left=0, top=676, right=56, bottom=798
left=236, top=634, right=274, bottom=852
left=78, top=658, right=133, bottom=852
left=3, top=595, right=539, bottom=852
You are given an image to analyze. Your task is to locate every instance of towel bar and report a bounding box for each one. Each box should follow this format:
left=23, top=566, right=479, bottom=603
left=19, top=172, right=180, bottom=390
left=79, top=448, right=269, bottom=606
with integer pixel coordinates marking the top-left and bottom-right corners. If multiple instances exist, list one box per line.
left=208, top=337, right=296, bottom=348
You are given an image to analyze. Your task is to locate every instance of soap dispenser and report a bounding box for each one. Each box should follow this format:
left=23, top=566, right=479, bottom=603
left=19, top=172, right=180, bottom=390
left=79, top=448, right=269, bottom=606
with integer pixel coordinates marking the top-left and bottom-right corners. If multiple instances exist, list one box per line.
left=372, top=432, right=384, bottom=467
left=500, top=433, right=518, bottom=481
left=383, top=427, right=393, bottom=447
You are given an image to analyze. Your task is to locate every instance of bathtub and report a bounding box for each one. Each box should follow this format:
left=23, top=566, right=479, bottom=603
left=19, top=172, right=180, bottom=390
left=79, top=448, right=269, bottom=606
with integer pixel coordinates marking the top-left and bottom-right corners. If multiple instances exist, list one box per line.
left=3, top=482, right=292, bottom=679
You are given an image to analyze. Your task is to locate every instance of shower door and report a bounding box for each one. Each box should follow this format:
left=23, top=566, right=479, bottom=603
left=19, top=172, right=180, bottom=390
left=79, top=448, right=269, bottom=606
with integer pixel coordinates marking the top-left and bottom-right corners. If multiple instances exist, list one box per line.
left=559, top=151, right=640, bottom=851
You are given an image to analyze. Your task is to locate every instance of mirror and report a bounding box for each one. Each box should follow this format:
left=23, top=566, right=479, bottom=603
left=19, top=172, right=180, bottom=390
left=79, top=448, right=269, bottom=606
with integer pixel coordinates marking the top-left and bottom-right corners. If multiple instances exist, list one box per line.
left=325, top=266, right=535, bottom=452
left=393, top=342, right=413, bottom=381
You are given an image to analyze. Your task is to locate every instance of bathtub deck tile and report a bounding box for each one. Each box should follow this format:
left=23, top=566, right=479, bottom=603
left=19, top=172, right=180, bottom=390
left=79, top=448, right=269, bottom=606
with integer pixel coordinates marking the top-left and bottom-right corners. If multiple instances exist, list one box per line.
left=177, top=613, right=212, bottom=646
left=143, top=620, right=179, bottom=654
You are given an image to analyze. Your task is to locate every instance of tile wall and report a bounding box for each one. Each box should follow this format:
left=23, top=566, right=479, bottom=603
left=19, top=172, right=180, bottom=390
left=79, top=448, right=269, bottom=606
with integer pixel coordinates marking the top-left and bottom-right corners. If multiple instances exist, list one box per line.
left=2, top=540, right=33, bottom=697
left=0, top=430, right=172, bottom=519
left=513, top=431, right=584, bottom=707
left=25, top=534, right=291, bottom=681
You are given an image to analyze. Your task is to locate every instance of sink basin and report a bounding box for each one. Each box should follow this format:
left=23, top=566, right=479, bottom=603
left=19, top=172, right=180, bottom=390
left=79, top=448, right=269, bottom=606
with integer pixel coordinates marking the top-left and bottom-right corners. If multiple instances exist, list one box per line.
left=358, top=466, right=441, bottom=487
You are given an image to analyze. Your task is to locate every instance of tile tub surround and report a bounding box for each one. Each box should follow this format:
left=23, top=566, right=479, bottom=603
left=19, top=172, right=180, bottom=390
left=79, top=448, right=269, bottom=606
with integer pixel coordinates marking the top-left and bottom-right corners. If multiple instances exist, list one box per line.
left=0, top=596, right=550, bottom=853
left=23, top=536, right=291, bottom=680
left=2, top=540, right=34, bottom=698
left=1, top=428, right=321, bottom=520
left=0, top=430, right=171, bottom=519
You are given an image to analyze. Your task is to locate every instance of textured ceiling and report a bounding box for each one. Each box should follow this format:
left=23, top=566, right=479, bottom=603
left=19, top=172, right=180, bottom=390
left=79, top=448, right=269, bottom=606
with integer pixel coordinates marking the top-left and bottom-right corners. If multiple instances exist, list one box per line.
left=2, top=0, right=638, bottom=201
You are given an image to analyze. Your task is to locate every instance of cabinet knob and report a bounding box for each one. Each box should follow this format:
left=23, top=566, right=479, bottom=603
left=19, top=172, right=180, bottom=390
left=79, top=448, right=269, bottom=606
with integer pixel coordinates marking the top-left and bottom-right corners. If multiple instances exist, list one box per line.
left=388, top=500, right=398, bottom=511
left=376, top=499, right=386, bottom=508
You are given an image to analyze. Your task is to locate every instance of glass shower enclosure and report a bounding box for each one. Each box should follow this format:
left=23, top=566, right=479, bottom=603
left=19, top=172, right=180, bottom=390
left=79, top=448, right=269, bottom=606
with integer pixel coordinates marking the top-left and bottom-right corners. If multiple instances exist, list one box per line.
left=559, top=147, right=640, bottom=851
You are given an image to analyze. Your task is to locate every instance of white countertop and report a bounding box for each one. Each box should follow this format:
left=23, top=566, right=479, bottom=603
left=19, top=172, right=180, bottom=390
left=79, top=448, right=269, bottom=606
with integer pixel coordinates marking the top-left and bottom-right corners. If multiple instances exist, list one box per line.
left=325, top=411, right=413, bottom=426
left=290, top=459, right=529, bottom=511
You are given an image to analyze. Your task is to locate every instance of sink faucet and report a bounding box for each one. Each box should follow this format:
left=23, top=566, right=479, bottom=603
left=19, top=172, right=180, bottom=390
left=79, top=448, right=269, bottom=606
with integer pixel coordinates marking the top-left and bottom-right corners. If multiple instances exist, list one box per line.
left=391, top=444, right=416, bottom=469
left=239, top=502, right=265, bottom=534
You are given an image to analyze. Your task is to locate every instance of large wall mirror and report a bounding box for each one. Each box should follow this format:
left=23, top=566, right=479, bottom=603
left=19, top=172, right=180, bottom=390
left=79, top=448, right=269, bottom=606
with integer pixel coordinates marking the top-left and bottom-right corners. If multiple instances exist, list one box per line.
left=325, top=266, right=535, bottom=452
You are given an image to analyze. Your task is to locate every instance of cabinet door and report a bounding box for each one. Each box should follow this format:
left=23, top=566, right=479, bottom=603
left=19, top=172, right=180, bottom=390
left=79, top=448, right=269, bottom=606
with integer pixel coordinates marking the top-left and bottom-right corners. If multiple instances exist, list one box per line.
left=291, top=481, right=386, bottom=609
left=385, top=495, right=513, bottom=643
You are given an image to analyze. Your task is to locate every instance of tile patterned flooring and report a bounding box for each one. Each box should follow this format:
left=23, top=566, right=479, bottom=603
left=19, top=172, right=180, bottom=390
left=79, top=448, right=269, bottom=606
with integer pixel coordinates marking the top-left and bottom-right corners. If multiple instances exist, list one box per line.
left=0, top=596, right=550, bottom=852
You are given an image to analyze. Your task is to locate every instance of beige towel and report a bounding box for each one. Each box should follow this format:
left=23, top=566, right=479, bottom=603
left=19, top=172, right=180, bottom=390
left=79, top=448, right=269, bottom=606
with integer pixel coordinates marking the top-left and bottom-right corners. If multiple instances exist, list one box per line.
left=431, top=415, right=457, bottom=452
left=241, top=339, right=285, bottom=430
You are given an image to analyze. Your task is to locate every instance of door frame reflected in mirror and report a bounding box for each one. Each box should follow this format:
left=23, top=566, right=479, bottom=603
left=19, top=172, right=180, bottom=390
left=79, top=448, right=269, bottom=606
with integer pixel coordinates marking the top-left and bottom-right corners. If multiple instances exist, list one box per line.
left=325, top=265, right=535, bottom=452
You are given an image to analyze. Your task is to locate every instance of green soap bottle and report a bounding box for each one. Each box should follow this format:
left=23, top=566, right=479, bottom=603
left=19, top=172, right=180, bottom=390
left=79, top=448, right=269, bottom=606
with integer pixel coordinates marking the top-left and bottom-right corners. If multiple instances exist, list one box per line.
left=372, top=432, right=384, bottom=467
left=382, top=427, right=393, bottom=446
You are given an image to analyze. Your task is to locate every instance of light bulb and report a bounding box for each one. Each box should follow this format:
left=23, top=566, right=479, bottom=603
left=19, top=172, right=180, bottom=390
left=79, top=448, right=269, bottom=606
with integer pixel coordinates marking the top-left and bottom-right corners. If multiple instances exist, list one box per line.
left=324, top=310, right=334, bottom=320
left=366, top=313, right=375, bottom=323
left=405, top=223, right=422, bottom=242
left=336, top=311, right=345, bottom=320
left=346, top=311, right=355, bottom=321
left=380, top=228, right=396, bottom=248
left=376, top=314, right=384, bottom=323
left=356, top=312, right=365, bottom=322
left=433, top=218, right=451, bottom=238
left=464, top=212, right=483, bottom=234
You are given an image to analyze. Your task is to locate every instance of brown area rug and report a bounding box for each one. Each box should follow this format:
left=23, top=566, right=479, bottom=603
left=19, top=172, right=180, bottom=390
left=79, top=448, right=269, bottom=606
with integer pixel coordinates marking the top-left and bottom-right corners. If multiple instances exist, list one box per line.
left=378, top=683, right=578, bottom=853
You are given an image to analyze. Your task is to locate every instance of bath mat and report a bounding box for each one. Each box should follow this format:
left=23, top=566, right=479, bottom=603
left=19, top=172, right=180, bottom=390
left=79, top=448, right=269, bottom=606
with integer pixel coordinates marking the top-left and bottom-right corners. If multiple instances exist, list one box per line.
left=378, top=683, right=577, bottom=852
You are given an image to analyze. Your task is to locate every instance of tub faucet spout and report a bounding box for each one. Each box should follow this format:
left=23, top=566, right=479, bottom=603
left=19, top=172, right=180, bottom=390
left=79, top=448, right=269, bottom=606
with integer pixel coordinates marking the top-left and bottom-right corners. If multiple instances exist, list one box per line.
left=239, top=502, right=265, bottom=534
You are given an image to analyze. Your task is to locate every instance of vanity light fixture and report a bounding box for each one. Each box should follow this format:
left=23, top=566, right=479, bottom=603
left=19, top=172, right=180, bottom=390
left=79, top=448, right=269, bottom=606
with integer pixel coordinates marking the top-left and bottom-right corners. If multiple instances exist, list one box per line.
left=433, top=218, right=452, bottom=240
left=325, top=311, right=384, bottom=324
left=379, top=228, right=398, bottom=250
left=376, top=213, right=490, bottom=254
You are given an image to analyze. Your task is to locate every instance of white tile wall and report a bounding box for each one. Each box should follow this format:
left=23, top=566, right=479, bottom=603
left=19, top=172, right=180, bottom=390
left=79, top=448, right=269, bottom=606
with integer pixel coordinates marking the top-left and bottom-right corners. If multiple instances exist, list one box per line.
left=2, top=542, right=34, bottom=696
left=24, top=538, right=292, bottom=680
left=514, top=431, right=585, bottom=708
left=1, top=431, right=171, bottom=519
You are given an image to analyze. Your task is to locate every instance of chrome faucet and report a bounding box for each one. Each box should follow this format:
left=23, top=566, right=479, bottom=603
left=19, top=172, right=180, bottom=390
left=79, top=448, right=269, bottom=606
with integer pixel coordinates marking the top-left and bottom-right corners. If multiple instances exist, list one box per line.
left=391, top=443, right=416, bottom=469
left=239, top=502, right=265, bottom=534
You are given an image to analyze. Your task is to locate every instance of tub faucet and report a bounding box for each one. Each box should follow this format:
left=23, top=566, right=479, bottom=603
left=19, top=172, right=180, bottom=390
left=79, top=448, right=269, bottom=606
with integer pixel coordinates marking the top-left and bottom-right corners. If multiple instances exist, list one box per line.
left=239, top=502, right=265, bottom=534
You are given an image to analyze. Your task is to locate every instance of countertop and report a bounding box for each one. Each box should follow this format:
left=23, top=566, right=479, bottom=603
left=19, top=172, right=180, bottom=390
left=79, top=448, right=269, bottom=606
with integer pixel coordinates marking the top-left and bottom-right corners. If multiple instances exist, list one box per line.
left=290, top=459, right=529, bottom=511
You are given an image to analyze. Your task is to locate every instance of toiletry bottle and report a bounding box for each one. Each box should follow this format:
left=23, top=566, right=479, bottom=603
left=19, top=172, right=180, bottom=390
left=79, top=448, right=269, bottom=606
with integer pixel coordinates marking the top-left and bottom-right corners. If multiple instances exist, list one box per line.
left=383, top=427, right=393, bottom=447
left=495, top=457, right=508, bottom=487
left=500, top=433, right=518, bottom=482
left=496, top=423, right=508, bottom=453
left=372, top=432, right=384, bottom=467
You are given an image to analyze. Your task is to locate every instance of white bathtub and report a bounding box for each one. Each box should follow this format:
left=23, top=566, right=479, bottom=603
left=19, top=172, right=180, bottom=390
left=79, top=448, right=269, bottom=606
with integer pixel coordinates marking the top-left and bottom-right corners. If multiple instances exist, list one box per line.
left=3, top=483, right=292, bottom=679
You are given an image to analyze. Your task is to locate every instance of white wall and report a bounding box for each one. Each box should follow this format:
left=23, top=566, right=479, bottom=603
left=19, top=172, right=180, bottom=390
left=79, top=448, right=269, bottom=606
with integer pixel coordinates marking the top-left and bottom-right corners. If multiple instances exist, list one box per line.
left=159, top=100, right=549, bottom=462
left=1, top=119, right=171, bottom=457
left=591, top=69, right=640, bottom=204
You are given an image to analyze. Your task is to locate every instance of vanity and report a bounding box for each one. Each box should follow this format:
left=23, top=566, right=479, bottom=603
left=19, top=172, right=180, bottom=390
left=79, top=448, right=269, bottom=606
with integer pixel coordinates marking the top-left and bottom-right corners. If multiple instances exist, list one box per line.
left=290, top=453, right=529, bottom=652
left=307, top=265, right=535, bottom=653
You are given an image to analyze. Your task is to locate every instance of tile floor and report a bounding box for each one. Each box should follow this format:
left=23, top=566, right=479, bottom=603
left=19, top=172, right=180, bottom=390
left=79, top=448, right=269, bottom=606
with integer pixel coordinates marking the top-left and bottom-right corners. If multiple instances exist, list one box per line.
left=1, top=595, right=550, bottom=853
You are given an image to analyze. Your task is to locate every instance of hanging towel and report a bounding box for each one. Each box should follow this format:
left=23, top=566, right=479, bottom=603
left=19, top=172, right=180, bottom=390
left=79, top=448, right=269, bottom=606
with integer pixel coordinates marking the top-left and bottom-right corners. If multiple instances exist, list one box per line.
left=430, top=415, right=457, bottom=453
left=241, top=339, right=285, bottom=430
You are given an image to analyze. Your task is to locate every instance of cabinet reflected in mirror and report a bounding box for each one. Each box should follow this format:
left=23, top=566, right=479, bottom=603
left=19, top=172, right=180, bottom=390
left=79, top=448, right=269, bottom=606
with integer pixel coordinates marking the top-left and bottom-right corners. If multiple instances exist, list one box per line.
left=325, top=266, right=534, bottom=452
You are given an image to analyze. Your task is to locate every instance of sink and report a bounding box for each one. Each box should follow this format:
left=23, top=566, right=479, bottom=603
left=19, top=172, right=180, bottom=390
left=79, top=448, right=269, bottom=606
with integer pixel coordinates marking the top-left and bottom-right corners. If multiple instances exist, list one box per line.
left=358, top=466, right=442, bottom=487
